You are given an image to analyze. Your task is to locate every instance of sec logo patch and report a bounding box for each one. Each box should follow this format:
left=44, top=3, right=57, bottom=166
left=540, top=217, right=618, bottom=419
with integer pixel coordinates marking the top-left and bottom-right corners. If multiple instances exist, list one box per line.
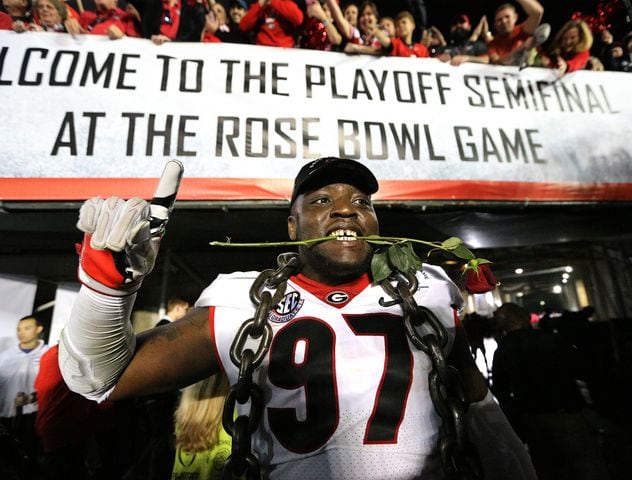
left=268, top=291, right=304, bottom=323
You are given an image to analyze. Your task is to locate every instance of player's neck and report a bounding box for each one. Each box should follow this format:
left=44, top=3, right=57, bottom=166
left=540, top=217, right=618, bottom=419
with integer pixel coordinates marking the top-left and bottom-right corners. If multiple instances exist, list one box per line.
left=20, top=339, right=38, bottom=350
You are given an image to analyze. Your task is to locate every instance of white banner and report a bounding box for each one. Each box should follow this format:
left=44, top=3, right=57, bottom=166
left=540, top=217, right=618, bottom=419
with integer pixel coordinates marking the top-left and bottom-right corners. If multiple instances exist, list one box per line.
left=48, top=282, right=80, bottom=346
left=0, top=31, right=631, bottom=202
left=0, top=273, right=37, bottom=338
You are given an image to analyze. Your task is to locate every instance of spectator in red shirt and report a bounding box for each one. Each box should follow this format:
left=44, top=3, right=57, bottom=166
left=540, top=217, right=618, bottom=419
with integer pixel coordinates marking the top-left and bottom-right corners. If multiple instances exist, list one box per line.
left=3, top=0, right=33, bottom=32
left=148, top=0, right=182, bottom=44
left=371, top=10, right=429, bottom=58
left=487, top=0, right=543, bottom=65
left=79, top=0, right=141, bottom=39
left=544, top=20, right=593, bottom=74
left=239, top=0, right=303, bottom=48
left=201, top=5, right=222, bottom=43
left=202, top=0, right=251, bottom=44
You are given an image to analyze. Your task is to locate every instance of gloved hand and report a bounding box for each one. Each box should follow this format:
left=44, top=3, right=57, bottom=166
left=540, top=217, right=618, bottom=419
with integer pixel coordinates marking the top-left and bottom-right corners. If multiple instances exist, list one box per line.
left=76, top=161, right=183, bottom=296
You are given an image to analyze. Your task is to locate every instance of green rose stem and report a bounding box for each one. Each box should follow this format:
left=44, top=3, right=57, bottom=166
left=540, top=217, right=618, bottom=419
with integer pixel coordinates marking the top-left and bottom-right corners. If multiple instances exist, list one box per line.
left=209, top=235, right=487, bottom=283
left=210, top=235, right=462, bottom=255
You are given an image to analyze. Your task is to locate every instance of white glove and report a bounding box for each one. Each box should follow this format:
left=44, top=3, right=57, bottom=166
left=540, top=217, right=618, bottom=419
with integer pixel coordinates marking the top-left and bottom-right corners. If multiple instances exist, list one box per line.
left=75, top=161, right=183, bottom=296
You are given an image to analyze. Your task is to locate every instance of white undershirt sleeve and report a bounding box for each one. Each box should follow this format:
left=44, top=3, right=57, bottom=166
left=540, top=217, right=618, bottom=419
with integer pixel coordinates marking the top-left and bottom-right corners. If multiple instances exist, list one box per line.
left=58, top=286, right=137, bottom=402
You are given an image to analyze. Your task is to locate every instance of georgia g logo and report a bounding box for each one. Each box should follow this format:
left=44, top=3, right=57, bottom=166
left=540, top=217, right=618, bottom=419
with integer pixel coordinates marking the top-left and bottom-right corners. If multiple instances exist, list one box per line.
left=326, top=291, right=349, bottom=304
left=268, top=291, right=304, bottom=323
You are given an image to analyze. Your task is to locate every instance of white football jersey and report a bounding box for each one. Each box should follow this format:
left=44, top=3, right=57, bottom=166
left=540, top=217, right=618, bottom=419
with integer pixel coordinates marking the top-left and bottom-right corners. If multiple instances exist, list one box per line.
left=196, top=264, right=463, bottom=480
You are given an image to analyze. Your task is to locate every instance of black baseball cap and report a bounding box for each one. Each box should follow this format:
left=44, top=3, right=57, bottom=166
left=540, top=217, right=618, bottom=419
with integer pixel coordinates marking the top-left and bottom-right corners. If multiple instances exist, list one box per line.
left=290, top=157, right=379, bottom=204
left=451, top=13, right=471, bottom=25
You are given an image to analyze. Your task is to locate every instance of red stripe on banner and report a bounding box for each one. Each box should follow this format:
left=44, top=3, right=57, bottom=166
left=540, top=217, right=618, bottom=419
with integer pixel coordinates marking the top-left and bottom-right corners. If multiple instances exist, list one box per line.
left=1, top=178, right=632, bottom=202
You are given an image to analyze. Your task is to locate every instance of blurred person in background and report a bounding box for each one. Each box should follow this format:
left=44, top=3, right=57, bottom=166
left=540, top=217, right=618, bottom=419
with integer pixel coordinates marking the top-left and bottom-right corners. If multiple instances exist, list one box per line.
left=171, top=373, right=230, bottom=480
left=492, top=303, right=610, bottom=480
left=299, top=0, right=342, bottom=51
left=534, top=19, right=593, bottom=74
left=32, top=0, right=68, bottom=32
left=342, top=1, right=357, bottom=27
left=328, top=0, right=382, bottom=54
left=600, top=29, right=632, bottom=72
left=239, top=0, right=303, bottom=47
left=487, top=0, right=545, bottom=66
left=0, top=315, right=49, bottom=476
left=440, top=13, right=490, bottom=65
left=370, top=10, right=429, bottom=58
left=202, top=0, right=251, bottom=43
left=157, top=298, right=190, bottom=326
left=378, top=15, right=394, bottom=38
left=4, top=0, right=33, bottom=32
left=79, top=0, right=141, bottom=39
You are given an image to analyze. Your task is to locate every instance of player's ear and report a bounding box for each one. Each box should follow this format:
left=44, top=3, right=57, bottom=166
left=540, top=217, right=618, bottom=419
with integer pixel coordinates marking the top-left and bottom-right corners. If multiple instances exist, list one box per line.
left=287, top=215, right=297, bottom=241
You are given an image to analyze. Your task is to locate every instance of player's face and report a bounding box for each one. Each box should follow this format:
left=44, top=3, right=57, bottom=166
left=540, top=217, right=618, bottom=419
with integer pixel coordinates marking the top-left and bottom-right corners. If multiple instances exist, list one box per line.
left=494, top=7, right=516, bottom=35
left=561, top=27, right=580, bottom=52
left=17, top=318, right=41, bottom=345
left=380, top=18, right=395, bottom=37
left=36, top=0, right=62, bottom=25
left=359, top=5, right=377, bottom=34
left=344, top=4, right=358, bottom=26
left=229, top=5, right=245, bottom=24
left=2, top=0, right=28, bottom=16
left=396, top=17, right=414, bottom=39
left=212, top=3, right=227, bottom=24
left=288, top=183, right=379, bottom=285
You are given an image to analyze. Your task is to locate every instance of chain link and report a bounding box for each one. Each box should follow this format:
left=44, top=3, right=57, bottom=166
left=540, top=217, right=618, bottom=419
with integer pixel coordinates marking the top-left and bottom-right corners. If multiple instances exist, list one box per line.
left=380, top=272, right=484, bottom=480
left=222, top=253, right=300, bottom=479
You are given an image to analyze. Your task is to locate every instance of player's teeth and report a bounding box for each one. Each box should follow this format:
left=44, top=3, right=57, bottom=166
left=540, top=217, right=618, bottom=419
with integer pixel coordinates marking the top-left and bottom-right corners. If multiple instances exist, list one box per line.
left=332, top=229, right=357, bottom=241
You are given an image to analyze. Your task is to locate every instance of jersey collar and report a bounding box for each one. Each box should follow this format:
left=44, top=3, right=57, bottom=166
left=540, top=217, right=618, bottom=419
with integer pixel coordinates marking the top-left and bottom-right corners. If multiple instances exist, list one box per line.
left=291, top=273, right=371, bottom=308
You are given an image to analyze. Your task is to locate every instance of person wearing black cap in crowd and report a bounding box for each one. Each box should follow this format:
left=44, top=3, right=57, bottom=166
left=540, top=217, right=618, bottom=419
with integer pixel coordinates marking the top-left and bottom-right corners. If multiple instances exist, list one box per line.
left=58, top=157, right=536, bottom=479
left=438, top=13, right=490, bottom=66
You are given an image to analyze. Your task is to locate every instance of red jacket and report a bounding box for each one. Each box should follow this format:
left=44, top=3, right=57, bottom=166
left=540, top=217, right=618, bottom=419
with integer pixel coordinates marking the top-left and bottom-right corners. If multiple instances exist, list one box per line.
left=34, top=346, right=115, bottom=452
left=487, top=23, right=530, bottom=62
left=560, top=50, right=590, bottom=73
left=80, top=8, right=141, bottom=37
left=389, top=38, right=429, bottom=58
left=239, top=0, right=303, bottom=48
left=0, top=11, right=13, bottom=30
left=202, top=31, right=222, bottom=43
left=159, top=0, right=181, bottom=40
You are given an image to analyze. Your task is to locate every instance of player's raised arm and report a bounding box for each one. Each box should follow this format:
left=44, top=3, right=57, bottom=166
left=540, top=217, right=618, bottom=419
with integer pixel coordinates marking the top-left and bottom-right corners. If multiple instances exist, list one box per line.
left=58, top=161, right=220, bottom=401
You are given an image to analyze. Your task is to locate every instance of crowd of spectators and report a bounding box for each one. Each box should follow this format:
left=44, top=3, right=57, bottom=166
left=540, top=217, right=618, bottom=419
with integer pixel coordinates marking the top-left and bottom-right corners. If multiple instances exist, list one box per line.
left=1, top=0, right=631, bottom=73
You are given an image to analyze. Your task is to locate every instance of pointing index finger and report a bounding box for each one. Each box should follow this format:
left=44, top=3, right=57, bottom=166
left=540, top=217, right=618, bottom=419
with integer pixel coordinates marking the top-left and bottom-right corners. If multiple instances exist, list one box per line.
left=150, top=160, right=184, bottom=231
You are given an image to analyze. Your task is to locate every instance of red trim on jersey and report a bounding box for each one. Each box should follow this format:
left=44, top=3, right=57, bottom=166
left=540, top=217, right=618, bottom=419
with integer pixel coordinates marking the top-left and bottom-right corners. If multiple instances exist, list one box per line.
left=453, top=309, right=461, bottom=328
left=208, top=306, right=226, bottom=376
left=291, top=273, right=371, bottom=308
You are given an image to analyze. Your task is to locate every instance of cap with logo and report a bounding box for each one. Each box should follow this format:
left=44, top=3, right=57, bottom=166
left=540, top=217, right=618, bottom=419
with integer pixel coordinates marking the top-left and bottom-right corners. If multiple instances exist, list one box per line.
left=290, top=157, right=379, bottom=204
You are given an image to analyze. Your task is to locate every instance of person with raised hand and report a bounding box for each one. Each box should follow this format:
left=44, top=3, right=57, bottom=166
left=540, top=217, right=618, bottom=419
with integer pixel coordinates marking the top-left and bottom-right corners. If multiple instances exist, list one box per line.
left=59, top=157, right=536, bottom=480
